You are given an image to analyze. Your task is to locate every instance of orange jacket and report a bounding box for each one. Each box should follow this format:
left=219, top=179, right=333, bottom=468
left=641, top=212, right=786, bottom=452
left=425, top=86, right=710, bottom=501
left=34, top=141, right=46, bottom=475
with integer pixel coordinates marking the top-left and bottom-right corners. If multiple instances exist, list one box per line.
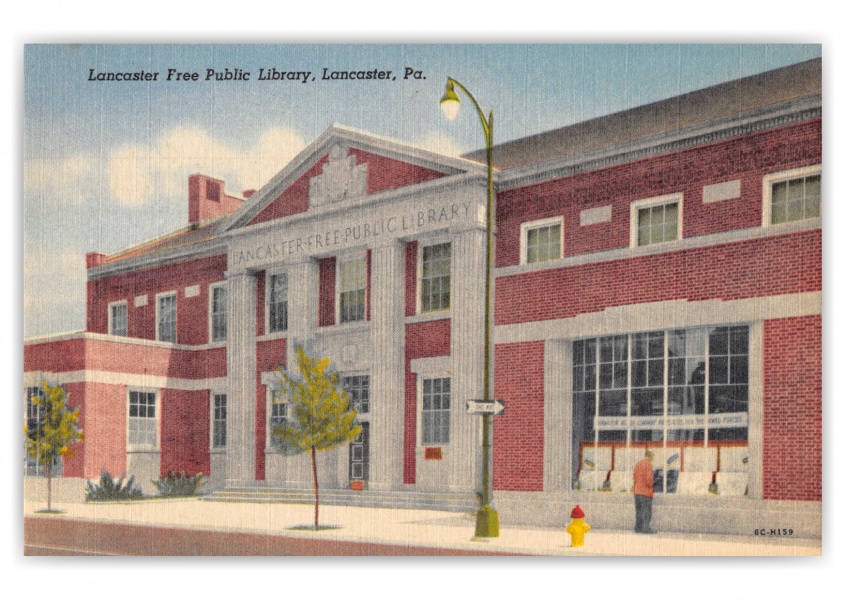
left=633, top=458, right=654, bottom=498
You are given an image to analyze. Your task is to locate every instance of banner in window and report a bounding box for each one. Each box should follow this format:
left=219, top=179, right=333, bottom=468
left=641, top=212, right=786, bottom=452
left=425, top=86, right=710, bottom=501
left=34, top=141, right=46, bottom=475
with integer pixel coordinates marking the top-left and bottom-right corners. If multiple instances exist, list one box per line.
left=594, top=412, right=748, bottom=431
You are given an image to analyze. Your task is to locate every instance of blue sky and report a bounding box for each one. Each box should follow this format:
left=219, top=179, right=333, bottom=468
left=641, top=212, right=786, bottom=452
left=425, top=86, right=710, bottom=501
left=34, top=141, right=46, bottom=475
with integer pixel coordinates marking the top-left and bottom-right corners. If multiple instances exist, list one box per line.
left=23, top=43, right=821, bottom=337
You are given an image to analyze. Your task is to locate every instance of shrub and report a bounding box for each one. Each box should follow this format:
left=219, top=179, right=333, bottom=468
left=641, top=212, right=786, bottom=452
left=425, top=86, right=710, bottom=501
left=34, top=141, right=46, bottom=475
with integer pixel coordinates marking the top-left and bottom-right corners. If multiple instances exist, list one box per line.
left=152, top=470, right=205, bottom=497
left=86, top=469, right=144, bottom=501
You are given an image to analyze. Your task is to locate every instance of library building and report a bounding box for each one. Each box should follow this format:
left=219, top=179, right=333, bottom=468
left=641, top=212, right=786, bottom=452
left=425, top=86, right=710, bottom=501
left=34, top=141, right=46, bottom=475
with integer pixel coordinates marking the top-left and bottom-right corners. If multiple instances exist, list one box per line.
left=24, top=59, right=822, bottom=535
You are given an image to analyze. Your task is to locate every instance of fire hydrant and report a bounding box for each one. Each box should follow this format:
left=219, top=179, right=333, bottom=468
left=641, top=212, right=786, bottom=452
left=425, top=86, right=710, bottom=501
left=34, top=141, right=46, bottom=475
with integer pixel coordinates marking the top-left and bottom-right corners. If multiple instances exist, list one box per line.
left=566, top=505, right=591, bottom=547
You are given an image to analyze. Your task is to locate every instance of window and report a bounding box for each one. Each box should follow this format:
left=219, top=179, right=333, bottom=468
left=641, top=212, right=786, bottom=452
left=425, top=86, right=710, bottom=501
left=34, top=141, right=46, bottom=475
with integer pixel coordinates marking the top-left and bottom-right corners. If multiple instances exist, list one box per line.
left=211, top=393, right=227, bottom=449
left=521, top=217, right=562, bottom=264
left=268, top=273, right=288, bottom=333
left=421, top=377, right=451, bottom=446
left=268, top=389, right=289, bottom=450
left=210, top=283, right=227, bottom=342
left=156, top=292, right=177, bottom=343
left=342, top=375, right=370, bottom=414
left=572, top=325, right=749, bottom=490
left=420, top=242, right=451, bottom=313
left=24, top=386, right=59, bottom=477
left=128, top=390, right=157, bottom=450
left=109, top=301, right=128, bottom=337
left=338, top=255, right=366, bottom=323
left=764, top=165, right=821, bottom=226
left=630, top=194, right=682, bottom=247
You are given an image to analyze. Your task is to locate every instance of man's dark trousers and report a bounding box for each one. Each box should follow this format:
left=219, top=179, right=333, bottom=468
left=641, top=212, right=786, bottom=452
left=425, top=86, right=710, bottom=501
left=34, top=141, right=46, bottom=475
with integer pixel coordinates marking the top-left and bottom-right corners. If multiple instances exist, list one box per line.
left=634, top=494, right=653, bottom=533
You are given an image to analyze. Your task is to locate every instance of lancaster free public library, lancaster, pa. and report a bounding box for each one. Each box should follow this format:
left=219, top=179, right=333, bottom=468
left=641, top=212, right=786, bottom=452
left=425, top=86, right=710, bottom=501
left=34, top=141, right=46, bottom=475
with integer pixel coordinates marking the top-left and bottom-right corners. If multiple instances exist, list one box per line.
left=24, top=59, right=822, bottom=536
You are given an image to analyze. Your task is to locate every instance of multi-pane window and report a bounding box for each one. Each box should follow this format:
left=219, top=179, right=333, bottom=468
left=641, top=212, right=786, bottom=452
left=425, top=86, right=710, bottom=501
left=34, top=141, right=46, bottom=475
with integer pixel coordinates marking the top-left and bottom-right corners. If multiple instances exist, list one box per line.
left=770, top=173, right=821, bottom=225
left=572, top=325, right=749, bottom=488
left=268, top=273, right=288, bottom=333
left=524, top=220, right=562, bottom=264
left=128, top=391, right=157, bottom=449
left=24, top=386, right=57, bottom=476
left=210, top=284, right=227, bottom=342
left=269, top=392, right=289, bottom=450
left=420, top=243, right=451, bottom=313
left=342, top=375, right=370, bottom=414
left=636, top=201, right=680, bottom=246
left=109, top=301, right=128, bottom=337
left=157, top=293, right=176, bottom=343
left=339, top=256, right=366, bottom=323
left=421, top=377, right=451, bottom=446
left=212, top=393, right=227, bottom=449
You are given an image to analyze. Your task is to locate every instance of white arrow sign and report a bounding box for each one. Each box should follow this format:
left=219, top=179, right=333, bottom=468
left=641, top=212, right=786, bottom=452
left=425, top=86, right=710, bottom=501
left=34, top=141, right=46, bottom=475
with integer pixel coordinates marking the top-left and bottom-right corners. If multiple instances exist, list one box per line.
left=466, top=399, right=505, bottom=416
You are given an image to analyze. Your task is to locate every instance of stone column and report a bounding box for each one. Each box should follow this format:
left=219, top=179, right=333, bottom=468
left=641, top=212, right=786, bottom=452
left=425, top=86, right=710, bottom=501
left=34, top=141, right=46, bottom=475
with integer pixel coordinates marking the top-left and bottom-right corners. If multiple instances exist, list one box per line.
left=225, top=270, right=257, bottom=487
left=285, top=257, right=318, bottom=370
left=544, top=339, right=570, bottom=492
left=367, top=239, right=405, bottom=491
left=449, top=225, right=487, bottom=492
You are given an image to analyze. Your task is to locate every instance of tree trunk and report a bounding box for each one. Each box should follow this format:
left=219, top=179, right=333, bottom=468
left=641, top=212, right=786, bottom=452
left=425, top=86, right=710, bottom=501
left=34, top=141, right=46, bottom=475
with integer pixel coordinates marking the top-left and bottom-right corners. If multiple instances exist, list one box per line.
left=311, top=445, right=319, bottom=529
left=46, top=462, right=52, bottom=512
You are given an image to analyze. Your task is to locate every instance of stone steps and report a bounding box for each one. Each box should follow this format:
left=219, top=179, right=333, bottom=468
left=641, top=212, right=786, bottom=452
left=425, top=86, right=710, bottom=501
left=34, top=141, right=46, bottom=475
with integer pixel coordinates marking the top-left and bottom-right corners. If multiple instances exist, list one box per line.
left=200, top=486, right=478, bottom=512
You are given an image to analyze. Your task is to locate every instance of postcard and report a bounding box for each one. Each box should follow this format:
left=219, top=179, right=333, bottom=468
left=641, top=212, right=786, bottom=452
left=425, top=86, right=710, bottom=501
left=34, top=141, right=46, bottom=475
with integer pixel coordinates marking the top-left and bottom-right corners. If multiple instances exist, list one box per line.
left=23, top=43, right=822, bottom=560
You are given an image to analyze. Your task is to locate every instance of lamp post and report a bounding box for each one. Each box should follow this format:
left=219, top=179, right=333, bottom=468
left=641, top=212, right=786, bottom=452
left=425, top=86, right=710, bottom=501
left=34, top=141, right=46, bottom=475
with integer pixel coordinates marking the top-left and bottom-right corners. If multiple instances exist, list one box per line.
left=440, top=78, right=499, bottom=538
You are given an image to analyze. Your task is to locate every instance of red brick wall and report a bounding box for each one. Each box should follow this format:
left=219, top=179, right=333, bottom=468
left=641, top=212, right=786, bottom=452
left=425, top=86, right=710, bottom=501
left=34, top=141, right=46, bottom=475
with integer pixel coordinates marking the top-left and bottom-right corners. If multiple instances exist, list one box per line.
left=762, top=315, right=822, bottom=501
left=496, top=120, right=822, bottom=267
left=86, top=254, right=227, bottom=344
left=256, top=271, right=266, bottom=337
left=61, top=382, right=86, bottom=477
left=318, top=257, right=336, bottom=326
left=81, top=382, right=126, bottom=479
left=255, top=338, right=287, bottom=480
left=404, top=241, right=418, bottom=317
left=403, top=319, right=451, bottom=484
left=249, top=155, right=328, bottom=226
left=160, top=389, right=210, bottom=477
left=350, top=149, right=446, bottom=194
left=24, top=338, right=87, bottom=373
left=496, top=229, right=821, bottom=325
left=25, top=337, right=226, bottom=380
left=492, top=342, right=545, bottom=491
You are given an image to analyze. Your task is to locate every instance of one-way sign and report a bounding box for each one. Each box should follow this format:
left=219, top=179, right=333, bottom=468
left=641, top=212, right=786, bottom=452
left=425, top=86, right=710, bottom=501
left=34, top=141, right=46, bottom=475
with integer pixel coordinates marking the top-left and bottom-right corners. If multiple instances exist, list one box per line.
left=466, top=399, right=505, bottom=416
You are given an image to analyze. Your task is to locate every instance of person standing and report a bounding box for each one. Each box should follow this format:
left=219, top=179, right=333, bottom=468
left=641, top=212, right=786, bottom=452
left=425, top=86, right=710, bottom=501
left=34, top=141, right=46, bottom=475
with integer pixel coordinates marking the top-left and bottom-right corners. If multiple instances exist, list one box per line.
left=633, top=450, right=656, bottom=534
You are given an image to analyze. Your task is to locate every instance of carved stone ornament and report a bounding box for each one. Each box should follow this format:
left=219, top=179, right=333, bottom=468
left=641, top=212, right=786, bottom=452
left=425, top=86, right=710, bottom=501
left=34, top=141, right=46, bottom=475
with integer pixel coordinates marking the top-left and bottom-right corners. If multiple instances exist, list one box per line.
left=341, top=343, right=358, bottom=366
left=309, top=144, right=368, bottom=206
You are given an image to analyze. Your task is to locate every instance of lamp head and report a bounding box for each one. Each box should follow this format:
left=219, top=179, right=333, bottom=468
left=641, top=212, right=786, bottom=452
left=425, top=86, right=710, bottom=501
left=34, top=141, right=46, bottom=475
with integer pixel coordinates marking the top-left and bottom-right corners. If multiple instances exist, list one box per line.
left=440, top=80, right=460, bottom=120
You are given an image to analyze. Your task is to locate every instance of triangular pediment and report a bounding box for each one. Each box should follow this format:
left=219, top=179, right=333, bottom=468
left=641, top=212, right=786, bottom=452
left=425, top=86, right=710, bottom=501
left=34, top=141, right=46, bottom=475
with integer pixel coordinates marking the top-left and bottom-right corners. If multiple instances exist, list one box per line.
left=222, top=125, right=486, bottom=231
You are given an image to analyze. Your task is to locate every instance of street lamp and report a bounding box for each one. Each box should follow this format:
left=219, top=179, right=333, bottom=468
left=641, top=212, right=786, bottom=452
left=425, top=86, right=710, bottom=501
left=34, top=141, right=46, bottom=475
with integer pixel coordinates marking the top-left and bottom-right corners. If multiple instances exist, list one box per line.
left=440, top=77, right=499, bottom=538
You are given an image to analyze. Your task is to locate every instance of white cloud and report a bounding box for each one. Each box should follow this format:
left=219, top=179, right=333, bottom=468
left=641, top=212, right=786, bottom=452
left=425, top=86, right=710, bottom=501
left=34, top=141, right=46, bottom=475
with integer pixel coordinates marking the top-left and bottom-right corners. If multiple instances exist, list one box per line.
left=414, top=133, right=462, bottom=157
left=24, top=154, right=98, bottom=203
left=107, top=126, right=306, bottom=206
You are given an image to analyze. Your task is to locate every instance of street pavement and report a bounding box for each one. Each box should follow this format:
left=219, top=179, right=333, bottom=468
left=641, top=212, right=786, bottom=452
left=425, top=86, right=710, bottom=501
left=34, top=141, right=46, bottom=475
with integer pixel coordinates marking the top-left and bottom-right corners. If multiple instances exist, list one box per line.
left=23, top=498, right=821, bottom=556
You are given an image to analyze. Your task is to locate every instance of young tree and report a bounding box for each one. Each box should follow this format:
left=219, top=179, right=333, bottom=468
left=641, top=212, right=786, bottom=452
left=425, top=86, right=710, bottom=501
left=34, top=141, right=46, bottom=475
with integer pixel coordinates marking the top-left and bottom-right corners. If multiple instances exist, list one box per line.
left=272, top=346, right=361, bottom=529
left=24, top=380, right=84, bottom=512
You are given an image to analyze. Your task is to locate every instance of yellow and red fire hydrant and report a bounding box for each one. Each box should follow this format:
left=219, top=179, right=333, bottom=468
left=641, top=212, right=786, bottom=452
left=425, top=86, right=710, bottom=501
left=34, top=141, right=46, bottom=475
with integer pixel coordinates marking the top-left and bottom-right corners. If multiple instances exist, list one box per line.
left=566, top=505, right=591, bottom=547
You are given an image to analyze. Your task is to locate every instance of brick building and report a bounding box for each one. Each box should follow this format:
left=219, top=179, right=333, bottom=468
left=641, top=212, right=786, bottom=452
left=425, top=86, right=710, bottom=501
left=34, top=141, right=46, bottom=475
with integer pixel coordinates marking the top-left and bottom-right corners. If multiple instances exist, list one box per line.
left=24, top=59, right=822, bottom=535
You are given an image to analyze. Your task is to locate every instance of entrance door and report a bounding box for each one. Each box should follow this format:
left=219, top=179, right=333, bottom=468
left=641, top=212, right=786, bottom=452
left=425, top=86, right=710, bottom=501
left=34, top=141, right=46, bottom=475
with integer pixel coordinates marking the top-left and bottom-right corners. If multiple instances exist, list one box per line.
left=349, top=422, right=369, bottom=483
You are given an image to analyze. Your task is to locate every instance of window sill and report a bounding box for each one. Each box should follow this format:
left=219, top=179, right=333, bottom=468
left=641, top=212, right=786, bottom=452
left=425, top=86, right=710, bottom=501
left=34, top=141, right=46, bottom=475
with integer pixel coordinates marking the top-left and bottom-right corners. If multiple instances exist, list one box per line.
left=127, top=448, right=161, bottom=454
left=256, top=330, right=288, bottom=343
left=315, top=320, right=371, bottom=334
left=406, top=311, right=451, bottom=325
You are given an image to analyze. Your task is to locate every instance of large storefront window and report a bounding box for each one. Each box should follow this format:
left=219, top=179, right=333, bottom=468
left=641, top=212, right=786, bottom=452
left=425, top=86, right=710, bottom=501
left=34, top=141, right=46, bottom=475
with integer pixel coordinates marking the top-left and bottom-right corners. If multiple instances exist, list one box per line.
left=572, top=325, right=749, bottom=494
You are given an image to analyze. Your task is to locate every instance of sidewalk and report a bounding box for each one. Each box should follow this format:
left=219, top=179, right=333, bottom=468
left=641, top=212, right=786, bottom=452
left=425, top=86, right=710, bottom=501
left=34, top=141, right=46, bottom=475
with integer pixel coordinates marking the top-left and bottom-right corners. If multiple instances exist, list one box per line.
left=23, top=498, right=821, bottom=557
